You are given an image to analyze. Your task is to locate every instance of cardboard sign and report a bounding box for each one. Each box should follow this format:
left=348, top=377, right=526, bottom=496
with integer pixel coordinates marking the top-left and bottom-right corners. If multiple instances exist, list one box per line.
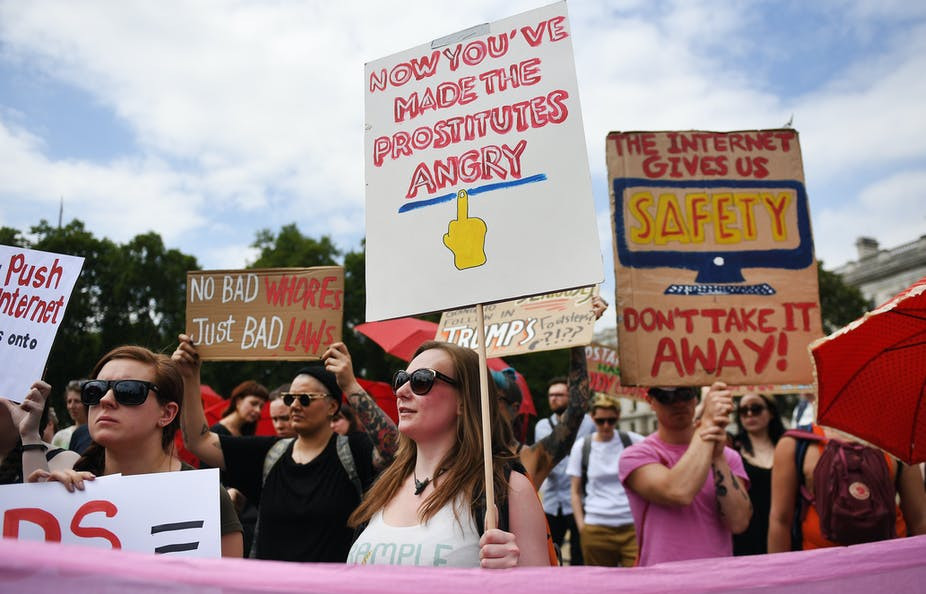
left=0, top=246, right=84, bottom=403
left=584, top=343, right=649, bottom=400
left=185, top=267, right=343, bottom=360
left=729, top=384, right=813, bottom=396
left=437, top=286, right=597, bottom=357
left=364, top=1, right=602, bottom=321
left=0, top=469, right=221, bottom=557
left=607, top=130, right=823, bottom=386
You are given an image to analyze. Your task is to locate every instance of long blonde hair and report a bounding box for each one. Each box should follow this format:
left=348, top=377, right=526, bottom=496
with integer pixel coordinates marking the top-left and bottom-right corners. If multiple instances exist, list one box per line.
left=348, top=341, right=515, bottom=527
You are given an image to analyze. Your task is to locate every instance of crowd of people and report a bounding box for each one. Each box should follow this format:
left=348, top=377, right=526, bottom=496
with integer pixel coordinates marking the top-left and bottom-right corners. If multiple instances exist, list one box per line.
left=2, top=293, right=925, bottom=568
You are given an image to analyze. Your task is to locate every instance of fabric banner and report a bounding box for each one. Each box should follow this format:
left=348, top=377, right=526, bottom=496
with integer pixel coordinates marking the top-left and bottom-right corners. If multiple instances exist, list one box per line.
left=437, top=286, right=597, bottom=356
left=1, top=535, right=924, bottom=593
left=364, top=1, right=602, bottom=321
left=185, top=267, right=344, bottom=360
left=0, top=246, right=83, bottom=402
left=607, top=129, right=823, bottom=386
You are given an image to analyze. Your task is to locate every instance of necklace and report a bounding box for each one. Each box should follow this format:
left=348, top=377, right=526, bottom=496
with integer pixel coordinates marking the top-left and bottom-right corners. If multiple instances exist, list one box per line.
left=413, top=470, right=431, bottom=495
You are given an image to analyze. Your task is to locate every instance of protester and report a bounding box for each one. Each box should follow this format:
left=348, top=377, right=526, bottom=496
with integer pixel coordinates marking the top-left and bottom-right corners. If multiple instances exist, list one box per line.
left=619, top=384, right=752, bottom=566
left=730, top=393, right=785, bottom=556
left=13, top=346, right=244, bottom=556
left=51, top=380, right=87, bottom=449
left=347, top=340, right=549, bottom=567
left=790, top=392, right=816, bottom=428
left=268, top=396, right=295, bottom=438
left=567, top=393, right=643, bottom=566
left=174, top=336, right=397, bottom=562
left=492, top=295, right=608, bottom=488
left=768, top=424, right=926, bottom=552
left=534, top=376, right=596, bottom=565
left=214, top=380, right=269, bottom=437
left=1, top=382, right=79, bottom=484
left=331, top=404, right=361, bottom=436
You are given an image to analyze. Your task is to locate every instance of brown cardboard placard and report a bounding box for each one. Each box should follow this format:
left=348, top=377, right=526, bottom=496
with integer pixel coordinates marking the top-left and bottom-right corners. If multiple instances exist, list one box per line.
left=584, top=343, right=649, bottom=400
left=185, top=267, right=343, bottom=360
left=607, top=129, right=823, bottom=386
left=437, top=286, right=597, bottom=357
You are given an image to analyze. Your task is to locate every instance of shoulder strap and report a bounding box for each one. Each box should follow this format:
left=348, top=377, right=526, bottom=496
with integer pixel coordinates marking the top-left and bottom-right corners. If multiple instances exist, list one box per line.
left=262, top=438, right=294, bottom=485
left=618, top=431, right=632, bottom=449
left=787, top=430, right=818, bottom=551
left=580, top=434, right=593, bottom=497
left=336, top=434, right=363, bottom=499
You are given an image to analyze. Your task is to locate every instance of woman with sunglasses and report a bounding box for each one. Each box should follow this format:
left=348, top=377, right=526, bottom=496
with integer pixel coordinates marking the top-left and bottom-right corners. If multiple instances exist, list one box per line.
left=14, top=346, right=244, bottom=557
left=347, top=341, right=549, bottom=568
left=731, top=393, right=785, bottom=556
left=567, top=394, right=643, bottom=566
left=173, top=336, right=397, bottom=562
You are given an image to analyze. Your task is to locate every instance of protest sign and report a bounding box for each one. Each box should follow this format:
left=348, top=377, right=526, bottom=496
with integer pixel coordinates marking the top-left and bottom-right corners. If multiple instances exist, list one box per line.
left=0, top=246, right=83, bottom=403
left=437, top=286, right=597, bottom=357
left=607, top=129, right=823, bottom=386
left=0, top=469, right=221, bottom=557
left=364, top=1, right=602, bottom=321
left=185, top=267, right=343, bottom=360
left=584, top=343, right=648, bottom=400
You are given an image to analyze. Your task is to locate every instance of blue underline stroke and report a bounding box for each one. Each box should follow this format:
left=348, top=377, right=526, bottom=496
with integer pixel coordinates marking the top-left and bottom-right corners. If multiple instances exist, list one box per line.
left=397, top=174, right=547, bottom=214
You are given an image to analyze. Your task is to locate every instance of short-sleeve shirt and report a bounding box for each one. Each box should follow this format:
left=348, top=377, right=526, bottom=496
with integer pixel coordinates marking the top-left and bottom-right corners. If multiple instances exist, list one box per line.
left=566, top=431, right=644, bottom=527
left=535, top=414, right=596, bottom=516
left=219, top=432, right=373, bottom=562
left=618, top=433, right=749, bottom=566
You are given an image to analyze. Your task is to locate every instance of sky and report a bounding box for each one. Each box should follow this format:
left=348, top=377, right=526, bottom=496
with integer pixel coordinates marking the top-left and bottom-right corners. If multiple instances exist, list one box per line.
left=1, top=0, right=925, bottom=331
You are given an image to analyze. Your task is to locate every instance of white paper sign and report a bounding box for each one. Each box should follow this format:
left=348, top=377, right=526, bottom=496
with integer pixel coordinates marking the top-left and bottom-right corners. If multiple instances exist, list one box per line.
left=364, top=1, right=603, bottom=321
left=0, top=246, right=84, bottom=402
left=0, top=469, right=222, bottom=558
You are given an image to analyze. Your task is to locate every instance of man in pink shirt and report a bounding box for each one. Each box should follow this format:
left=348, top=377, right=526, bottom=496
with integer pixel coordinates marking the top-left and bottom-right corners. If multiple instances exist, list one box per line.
left=619, top=382, right=752, bottom=566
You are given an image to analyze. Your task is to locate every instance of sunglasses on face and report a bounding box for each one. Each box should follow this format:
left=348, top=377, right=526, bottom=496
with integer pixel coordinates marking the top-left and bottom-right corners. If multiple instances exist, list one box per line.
left=594, top=417, right=618, bottom=426
left=392, top=368, right=458, bottom=395
left=649, top=388, right=698, bottom=405
left=282, top=393, right=329, bottom=407
left=81, top=379, right=159, bottom=406
left=738, top=404, right=767, bottom=417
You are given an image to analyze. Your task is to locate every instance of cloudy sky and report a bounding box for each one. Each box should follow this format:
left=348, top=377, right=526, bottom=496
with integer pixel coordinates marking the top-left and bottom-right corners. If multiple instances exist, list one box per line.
left=1, top=0, right=924, bottom=326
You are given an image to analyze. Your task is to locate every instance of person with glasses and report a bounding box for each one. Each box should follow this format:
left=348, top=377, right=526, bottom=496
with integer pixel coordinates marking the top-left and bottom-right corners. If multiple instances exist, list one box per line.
left=566, top=394, right=643, bottom=566
left=173, top=336, right=397, bottom=562
left=618, top=383, right=752, bottom=566
left=731, top=393, right=785, bottom=556
left=10, top=346, right=244, bottom=557
left=347, top=341, right=549, bottom=567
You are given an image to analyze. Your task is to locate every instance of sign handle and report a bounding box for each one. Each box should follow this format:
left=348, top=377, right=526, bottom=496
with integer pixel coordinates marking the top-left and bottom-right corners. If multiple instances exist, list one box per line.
left=475, top=303, right=497, bottom=531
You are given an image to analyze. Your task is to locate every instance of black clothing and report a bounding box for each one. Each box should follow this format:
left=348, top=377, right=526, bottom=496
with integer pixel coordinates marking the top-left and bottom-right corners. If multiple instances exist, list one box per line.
left=733, top=457, right=772, bottom=556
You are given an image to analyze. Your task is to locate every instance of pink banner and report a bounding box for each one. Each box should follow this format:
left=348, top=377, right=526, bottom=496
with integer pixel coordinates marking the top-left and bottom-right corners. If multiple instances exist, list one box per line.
left=1, top=535, right=924, bottom=592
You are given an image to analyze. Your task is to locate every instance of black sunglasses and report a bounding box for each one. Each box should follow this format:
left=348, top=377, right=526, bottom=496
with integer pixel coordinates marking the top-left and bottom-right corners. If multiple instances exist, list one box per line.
left=594, top=417, right=618, bottom=426
left=81, top=379, right=159, bottom=406
left=738, top=404, right=767, bottom=417
left=392, top=368, right=458, bottom=395
left=649, top=388, right=698, bottom=405
left=282, top=393, right=329, bottom=407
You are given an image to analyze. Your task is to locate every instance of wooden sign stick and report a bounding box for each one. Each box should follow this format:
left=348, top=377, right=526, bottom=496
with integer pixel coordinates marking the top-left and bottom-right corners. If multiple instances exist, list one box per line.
left=475, top=303, right=497, bottom=531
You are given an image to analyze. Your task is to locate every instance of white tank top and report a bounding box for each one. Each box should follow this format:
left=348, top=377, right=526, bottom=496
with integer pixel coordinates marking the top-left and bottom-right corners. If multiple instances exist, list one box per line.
left=347, top=499, right=481, bottom=567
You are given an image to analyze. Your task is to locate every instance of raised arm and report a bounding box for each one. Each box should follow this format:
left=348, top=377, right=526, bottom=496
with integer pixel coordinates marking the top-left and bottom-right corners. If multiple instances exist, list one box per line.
left=3, top=382, right=79, bottom=479
left=172, top=334, right=226, bottom=469
left=767, top=436, right=799, bottom=552
left=323, top=342, right=398, bottom=471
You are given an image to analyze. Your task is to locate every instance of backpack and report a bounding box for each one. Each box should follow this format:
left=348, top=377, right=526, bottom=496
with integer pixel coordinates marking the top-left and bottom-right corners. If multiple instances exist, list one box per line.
left=249, top=434, right=362, bottom=558
left=580, top=431, right=632, bottom=498
left=786, top=427, right=899, bottom=547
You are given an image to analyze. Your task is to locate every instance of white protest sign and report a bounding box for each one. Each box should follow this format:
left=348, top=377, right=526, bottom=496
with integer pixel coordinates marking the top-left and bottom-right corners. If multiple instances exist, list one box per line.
left=0, top=246, right=84, bottom=402
left=0, top=469, right=221, bottom=558
left=365, top=1, right=603, bottom=321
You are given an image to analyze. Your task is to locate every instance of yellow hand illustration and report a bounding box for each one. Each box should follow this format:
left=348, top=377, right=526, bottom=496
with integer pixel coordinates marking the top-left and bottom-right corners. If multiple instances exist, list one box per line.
left=443, top=189, right=487, bottom=270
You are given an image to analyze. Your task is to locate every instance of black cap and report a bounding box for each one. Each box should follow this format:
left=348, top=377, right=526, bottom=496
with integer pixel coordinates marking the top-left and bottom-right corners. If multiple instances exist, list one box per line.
left=294, top=365, right=342, bottom=411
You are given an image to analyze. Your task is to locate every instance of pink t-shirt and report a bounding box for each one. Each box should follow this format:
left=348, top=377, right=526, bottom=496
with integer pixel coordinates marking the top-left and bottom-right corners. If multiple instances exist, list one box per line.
left=618, top=433, right=749, bottom=566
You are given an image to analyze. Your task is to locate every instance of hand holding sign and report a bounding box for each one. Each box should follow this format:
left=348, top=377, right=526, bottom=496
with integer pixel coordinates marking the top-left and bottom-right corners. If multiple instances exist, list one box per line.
left=443, top=189, right=487, bottom=270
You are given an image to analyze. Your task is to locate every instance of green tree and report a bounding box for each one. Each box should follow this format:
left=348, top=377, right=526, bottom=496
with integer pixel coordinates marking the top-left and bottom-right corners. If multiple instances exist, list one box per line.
left=817, top=261, right=871, bottom=334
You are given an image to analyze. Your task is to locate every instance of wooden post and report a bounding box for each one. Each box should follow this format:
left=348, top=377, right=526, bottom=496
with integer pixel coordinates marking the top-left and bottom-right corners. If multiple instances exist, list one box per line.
left=475, top=303, right=496, bottom=531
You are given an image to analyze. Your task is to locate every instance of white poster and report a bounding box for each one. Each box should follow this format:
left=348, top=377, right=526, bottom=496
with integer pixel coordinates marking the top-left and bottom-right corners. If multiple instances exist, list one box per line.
left=0, top=469, right=222, bottom=558
left=0, top=246, right=84, bottom=402
left=364, top=1, right=602, bottom=321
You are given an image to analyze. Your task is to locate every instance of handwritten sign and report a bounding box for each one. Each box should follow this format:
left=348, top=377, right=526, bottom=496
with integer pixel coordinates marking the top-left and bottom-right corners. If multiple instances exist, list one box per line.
left=607, top=130, right=823, bottom=386
left=584, top=343, right=648, bottom=400
left=185, top=267, right=343, bottom=360
left=0, top=246, right=83, bottom=403
left=364, top=1, right=602, bottom=321
left=437, top=286, right=596, bottom=357
left=0, top=469, right=221, bottom=557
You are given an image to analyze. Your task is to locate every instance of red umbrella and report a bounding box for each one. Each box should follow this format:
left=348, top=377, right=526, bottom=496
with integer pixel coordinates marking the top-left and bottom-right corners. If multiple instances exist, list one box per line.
left=811, top=276, right=926, bottom=464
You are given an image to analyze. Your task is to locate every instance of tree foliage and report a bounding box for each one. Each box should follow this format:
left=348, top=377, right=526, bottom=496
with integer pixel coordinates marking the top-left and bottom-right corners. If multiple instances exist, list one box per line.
left=817, top=261, right=871, bottom=334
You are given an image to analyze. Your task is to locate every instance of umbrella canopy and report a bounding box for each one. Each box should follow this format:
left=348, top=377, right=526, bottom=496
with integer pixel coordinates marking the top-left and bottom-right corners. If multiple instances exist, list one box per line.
left=811, top=276, right=926, bottom=464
